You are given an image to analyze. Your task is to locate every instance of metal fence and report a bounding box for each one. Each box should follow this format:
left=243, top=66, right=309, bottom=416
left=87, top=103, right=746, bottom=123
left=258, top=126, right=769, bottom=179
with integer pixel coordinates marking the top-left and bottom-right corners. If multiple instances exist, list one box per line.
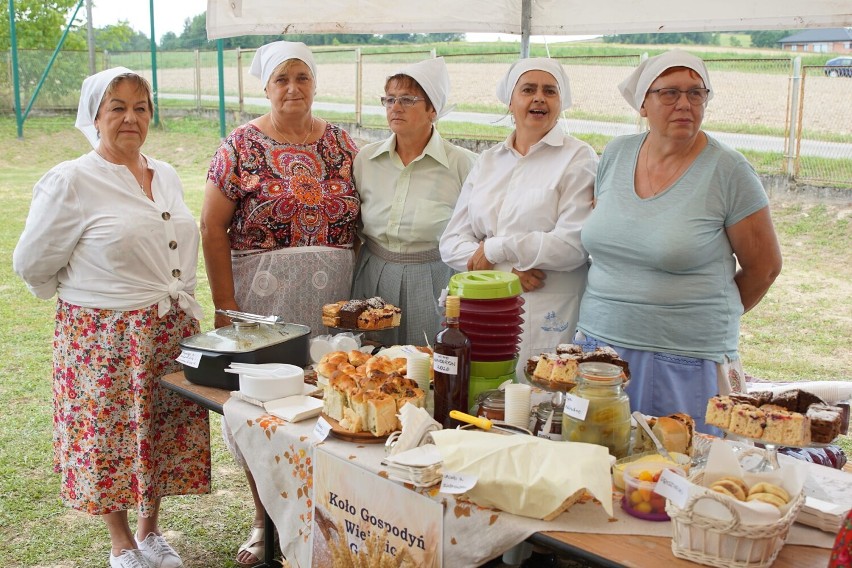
left=3, top=48, right=850, bottom=189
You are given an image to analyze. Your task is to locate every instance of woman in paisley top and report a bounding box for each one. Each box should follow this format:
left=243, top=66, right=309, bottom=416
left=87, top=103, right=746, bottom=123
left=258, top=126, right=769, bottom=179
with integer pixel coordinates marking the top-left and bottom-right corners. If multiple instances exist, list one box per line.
left=202, top=40, right=359, bottom=332
left=201, top=41, right=359, bottom=567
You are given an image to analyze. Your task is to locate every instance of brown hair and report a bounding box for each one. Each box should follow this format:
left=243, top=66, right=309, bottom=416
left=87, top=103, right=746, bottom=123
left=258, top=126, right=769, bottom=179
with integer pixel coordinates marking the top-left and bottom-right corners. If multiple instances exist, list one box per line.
left=98, top=73, right=154, bottom=117
left=384, top=74, right=434, bottom=112
left=268, top=58, right=315, bottom=85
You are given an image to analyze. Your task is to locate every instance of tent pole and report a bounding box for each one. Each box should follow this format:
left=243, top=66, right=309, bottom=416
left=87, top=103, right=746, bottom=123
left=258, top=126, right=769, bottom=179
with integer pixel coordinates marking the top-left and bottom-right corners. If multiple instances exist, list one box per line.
left=520, top=0, right=531, bottom=58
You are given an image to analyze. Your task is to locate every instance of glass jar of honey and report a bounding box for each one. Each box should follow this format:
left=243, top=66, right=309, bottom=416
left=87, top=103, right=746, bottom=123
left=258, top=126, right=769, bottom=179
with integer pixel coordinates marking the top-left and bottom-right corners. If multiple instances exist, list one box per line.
left=561, top=362, right=630, bottom=458
left=471, top=389, right=505, bottom=421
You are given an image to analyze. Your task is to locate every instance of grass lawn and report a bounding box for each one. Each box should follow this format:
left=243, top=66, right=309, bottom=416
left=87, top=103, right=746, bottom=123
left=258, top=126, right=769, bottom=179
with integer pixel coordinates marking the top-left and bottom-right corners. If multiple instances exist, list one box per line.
left=0, top=115, right=850, bottom=568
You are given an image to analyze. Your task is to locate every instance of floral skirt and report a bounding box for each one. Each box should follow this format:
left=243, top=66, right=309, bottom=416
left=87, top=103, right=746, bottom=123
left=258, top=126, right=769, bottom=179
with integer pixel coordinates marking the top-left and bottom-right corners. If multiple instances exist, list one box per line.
left=53, top=300, right=211, bottom=516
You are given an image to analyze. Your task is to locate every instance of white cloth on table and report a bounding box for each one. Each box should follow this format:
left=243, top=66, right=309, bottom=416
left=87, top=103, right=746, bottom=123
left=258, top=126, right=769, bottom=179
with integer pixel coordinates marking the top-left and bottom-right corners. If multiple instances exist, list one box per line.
left=13, top=151, right=203, bottom=320
left=224, top=398, right=836, bottom=568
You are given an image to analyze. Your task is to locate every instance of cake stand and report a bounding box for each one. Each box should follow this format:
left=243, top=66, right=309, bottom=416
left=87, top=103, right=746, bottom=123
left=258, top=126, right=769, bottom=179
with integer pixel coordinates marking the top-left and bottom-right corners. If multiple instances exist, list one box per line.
left=719, top=427, right=831, bottom=471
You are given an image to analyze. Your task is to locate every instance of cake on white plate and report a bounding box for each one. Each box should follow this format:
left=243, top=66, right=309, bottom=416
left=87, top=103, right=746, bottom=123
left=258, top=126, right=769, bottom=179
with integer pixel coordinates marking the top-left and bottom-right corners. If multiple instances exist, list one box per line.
left=318, top=350, right=426, bottom=437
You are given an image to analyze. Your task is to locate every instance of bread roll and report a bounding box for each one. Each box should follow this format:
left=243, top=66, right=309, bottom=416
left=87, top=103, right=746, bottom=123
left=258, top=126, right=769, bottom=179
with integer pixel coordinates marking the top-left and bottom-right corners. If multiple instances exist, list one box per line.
left=746, top=492, right=787, bottom=508
left=748, top=482, right=790, bottom=503
left=710, top=479, right=747, bottom=501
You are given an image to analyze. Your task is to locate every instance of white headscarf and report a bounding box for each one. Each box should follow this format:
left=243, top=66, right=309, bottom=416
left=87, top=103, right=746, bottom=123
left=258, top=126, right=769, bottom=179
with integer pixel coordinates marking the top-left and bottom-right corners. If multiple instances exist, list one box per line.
left=75, top=66, right=136, bottom=148
left=618, top=49, right=714, bottom=112
left=496, top=57, right=572, bottom=111
left=250, top=41, right=317, bottom=87
left=393, top=57, right=453, bottom=121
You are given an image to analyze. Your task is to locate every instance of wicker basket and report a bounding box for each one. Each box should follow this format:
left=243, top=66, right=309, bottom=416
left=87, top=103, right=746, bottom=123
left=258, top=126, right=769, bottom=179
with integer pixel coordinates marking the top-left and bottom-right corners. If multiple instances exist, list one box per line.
left=666, top=471, right=805, bottom=568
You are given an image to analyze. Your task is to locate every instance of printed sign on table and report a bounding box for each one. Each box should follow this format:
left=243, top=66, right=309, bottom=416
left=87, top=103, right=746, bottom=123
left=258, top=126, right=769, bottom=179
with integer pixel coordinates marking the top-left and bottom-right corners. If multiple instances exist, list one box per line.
left=311, top=448, right=442, bottom=567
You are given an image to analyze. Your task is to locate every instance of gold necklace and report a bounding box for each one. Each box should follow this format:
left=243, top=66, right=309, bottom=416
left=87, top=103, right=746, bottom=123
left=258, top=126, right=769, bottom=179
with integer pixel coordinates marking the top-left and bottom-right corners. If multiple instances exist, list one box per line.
left=280, top=117, right=315, bottom=145
left=644, top=146, right=684, bottom=196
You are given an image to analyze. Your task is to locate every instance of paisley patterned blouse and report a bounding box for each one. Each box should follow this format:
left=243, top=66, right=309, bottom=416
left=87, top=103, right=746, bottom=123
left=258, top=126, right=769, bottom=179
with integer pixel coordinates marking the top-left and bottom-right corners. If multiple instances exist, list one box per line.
left=207, top=122, right=360, bottom=250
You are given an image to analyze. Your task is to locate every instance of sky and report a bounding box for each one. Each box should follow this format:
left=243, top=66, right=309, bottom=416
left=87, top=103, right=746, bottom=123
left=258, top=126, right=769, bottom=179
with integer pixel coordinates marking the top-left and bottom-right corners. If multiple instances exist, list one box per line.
left=87, top=0, right=599, bottom=43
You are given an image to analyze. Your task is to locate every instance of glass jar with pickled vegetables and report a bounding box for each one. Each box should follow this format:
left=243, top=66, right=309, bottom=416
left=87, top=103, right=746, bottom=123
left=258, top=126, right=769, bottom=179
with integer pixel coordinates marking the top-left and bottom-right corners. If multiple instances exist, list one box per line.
left=561, top=362, right=631, bottom=458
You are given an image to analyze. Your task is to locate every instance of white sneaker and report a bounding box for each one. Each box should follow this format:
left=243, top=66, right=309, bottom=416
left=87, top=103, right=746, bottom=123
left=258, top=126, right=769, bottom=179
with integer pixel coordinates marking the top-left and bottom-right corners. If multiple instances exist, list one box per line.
left=135, top=533, right=184, bottom=568
left=109, top=549, right=153, bottom=568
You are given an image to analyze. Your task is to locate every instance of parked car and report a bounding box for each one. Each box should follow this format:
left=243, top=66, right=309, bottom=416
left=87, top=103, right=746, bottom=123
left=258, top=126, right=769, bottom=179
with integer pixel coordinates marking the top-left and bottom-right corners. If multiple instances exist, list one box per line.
left=824, top=56, right=852, bottom=77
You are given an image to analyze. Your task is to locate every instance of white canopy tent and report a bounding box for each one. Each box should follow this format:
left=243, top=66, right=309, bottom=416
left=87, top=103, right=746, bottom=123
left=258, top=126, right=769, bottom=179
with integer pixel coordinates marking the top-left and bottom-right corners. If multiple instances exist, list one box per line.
left=206, top=0, right=852, bottom=42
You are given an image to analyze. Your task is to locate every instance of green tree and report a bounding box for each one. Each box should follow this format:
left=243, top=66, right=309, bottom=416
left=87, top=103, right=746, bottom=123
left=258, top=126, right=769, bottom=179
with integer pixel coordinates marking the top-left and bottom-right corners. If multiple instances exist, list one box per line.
left=0, top=0, right=83, bottom=49
left=604, top=32, right=719, bottom=46
left=749, top=30, right=792, bottom=48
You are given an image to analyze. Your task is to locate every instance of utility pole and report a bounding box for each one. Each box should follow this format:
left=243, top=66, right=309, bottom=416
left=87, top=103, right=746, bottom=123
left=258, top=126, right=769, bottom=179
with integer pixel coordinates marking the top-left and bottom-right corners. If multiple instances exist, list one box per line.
left=86, top=0, right=95, bottom=74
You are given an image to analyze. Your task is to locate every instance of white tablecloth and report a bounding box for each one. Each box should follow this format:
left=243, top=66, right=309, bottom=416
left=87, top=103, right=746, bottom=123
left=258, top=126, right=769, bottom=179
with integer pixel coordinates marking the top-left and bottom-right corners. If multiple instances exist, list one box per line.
left=224, top=398, right=840, bottom=568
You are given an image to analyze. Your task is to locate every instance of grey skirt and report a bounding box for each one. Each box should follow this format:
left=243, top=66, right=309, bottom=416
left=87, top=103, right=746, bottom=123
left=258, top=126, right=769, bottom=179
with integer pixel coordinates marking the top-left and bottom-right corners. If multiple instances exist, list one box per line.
left=351, top=244, right=453, bottom=346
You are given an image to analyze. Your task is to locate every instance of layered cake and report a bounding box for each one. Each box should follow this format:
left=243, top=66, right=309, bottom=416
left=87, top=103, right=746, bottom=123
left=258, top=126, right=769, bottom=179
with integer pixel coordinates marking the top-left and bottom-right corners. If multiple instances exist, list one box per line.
left=322, top=297, right=402, bottom=330
left=705, top=389, right=844, bottom=446
left=728, top=403, right=767, bottom=439
left=529, top=346, right=629, bottom=389
left=705, top=396, right=736, bottom=430
left=807, top=404, right=843, bottom=444
left=762, top=406, right=811, bottom=446
left=319, top=350, right=424, bottom=436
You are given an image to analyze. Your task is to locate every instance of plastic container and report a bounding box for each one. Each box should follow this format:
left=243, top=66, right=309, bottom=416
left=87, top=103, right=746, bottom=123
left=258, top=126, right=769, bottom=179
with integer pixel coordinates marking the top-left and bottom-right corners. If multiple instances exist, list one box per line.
left=611, top=451, right=691, bottom=490
left=622, top=462, right=685, bottom=521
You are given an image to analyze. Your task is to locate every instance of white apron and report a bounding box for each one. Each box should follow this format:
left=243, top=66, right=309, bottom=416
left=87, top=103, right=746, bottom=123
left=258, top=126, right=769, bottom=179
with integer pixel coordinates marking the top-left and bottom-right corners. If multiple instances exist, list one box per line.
left=493, top=262, right=589, bottom=380
left=231, top=246, right=354, bottom=337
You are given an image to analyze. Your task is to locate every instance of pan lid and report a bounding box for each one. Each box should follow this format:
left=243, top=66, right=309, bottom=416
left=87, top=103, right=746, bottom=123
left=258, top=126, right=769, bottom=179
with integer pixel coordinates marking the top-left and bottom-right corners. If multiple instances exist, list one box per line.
left=180, top=321, right=310, bottom=354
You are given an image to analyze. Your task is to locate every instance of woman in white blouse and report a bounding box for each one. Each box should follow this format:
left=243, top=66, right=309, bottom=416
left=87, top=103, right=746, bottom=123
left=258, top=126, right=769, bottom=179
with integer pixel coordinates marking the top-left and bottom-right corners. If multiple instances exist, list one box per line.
left=353, top=57, right=477, bottom=345
left=440, top=58, right=598, bottom=371
left=13, top=68, right=210, bottom=568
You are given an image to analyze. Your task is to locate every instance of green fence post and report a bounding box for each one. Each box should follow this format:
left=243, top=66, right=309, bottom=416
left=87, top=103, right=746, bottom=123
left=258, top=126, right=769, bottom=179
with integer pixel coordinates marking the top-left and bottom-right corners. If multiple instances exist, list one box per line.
left=8, top=0, right=22, bottom=138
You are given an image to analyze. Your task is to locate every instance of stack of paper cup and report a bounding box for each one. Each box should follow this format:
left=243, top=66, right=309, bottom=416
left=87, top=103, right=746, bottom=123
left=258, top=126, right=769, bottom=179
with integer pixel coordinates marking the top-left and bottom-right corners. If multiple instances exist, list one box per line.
left=504, top=383, right=532, bottom=430
left=406, top=351, right=434, bottom=417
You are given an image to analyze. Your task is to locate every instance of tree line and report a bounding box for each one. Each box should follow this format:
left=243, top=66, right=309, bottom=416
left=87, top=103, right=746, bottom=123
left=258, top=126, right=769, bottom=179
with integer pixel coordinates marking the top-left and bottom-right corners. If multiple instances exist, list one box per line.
left=0, top=1, right=461, bottom=52
left=603, top=30, right=794, bottom=48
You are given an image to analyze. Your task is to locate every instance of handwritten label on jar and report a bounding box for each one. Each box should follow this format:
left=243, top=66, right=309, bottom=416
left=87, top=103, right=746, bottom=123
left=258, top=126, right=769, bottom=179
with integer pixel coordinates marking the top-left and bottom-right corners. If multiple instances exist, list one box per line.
left=563, top=393, right=590, bottom=421
left=433, top=353, right=459, bottom=375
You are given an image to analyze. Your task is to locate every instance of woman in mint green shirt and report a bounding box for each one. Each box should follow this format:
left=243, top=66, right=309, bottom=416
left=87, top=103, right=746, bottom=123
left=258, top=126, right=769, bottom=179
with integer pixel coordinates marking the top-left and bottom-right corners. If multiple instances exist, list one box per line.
left=576, top=50, right=782, bottom=434
left=353, top=57, right=477, bottom=345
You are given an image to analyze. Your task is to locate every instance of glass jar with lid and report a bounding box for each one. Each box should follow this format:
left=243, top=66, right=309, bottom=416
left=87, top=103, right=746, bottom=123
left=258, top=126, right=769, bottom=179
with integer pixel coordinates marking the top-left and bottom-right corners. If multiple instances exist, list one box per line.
left=471, top=389, right=505, bottom=421
left=532, top=401, right=563, bottom=440
left=561, top=362, right=631, bottom=458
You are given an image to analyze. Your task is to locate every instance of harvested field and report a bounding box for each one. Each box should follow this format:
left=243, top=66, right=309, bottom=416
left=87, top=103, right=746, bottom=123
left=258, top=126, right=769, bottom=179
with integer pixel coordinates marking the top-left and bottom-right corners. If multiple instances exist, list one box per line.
left=156, top=62, right=852, bottom=135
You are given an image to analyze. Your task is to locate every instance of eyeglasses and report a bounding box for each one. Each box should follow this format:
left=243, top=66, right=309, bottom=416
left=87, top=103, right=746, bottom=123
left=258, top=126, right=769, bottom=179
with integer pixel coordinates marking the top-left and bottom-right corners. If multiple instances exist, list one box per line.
left=648, top=88, right=710, bottom=106
left=380, top=96, right=424, bottom=108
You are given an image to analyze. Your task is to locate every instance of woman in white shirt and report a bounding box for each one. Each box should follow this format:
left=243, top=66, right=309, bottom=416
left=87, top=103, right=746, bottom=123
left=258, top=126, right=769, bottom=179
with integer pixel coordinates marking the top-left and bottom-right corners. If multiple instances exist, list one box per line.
left=440, top=58, right=598, bottom=371
left=13, top=68, right=210, bottom=568
left=353, top=57, right=477, bottom=345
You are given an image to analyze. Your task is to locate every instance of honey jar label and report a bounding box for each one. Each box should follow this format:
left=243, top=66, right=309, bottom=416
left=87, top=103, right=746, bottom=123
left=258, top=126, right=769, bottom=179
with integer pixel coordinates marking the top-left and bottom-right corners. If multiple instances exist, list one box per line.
left=433, top=353, right=459, bottom=375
